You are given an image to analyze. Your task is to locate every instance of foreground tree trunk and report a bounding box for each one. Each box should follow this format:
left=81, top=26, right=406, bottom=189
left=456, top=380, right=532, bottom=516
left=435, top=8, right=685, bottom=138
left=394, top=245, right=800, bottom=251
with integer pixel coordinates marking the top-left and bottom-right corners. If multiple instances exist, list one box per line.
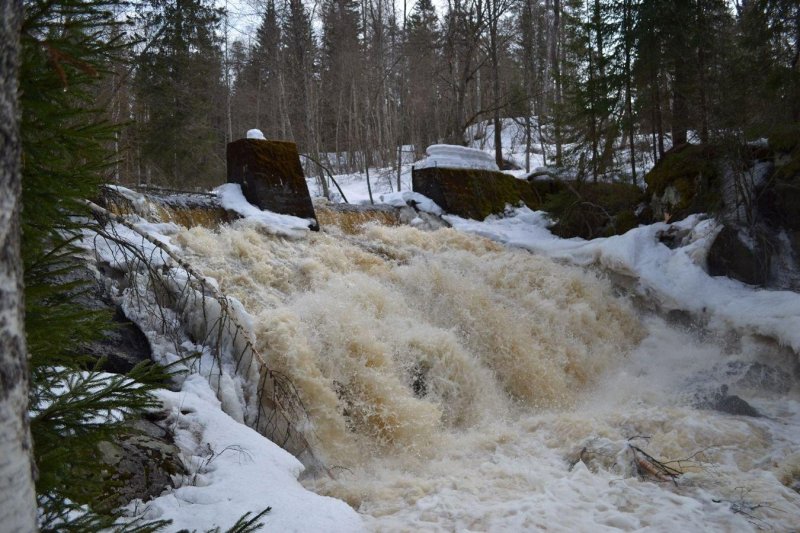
left=0, top=0, right=37, bottom=530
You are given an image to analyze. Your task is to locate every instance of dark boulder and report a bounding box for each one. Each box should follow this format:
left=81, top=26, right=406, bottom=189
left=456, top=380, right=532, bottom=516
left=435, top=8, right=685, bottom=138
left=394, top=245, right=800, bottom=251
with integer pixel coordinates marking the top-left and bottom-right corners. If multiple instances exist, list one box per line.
left=707, top=225, right=771, bottom=286
left=95, top=416, right=186, bottom=512
left=644, top=144, right=720, bottom=222
left=542, top=181, right=645, bottom=239
left=83, top=305, right=153, bottom=374
left=692, top=385, right=760, bottom=417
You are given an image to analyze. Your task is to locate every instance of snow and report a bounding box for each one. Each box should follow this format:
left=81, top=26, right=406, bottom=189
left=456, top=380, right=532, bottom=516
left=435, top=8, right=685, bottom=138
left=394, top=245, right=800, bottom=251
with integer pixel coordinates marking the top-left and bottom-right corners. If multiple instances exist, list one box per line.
left=446, top=207, right=800, bottom=353
left=414, top=144, right=500, bottom=171
left=125, top=375, right=364, bottom=532
left=246, top=128, right=266, bottom=140
left=378, top=191, right=443, bottom=215
left=214, top=183, right=314, bottom=237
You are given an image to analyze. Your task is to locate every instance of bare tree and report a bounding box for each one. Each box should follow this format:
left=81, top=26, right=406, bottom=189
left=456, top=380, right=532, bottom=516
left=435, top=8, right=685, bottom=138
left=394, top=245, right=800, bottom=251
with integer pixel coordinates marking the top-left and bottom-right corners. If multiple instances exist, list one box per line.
left=0, top=0, right=37, bottom=529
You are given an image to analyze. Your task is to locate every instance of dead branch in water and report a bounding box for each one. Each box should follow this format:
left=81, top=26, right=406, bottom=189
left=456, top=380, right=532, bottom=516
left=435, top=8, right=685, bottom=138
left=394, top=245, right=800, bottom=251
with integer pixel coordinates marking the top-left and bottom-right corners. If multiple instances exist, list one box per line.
left=628, top=443, right=682, bottom=485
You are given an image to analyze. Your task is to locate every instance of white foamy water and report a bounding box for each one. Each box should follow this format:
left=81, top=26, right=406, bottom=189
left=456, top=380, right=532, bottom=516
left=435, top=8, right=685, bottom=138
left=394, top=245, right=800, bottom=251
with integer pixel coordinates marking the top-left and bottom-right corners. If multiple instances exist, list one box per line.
left=173, top=218, right=800, bottom=531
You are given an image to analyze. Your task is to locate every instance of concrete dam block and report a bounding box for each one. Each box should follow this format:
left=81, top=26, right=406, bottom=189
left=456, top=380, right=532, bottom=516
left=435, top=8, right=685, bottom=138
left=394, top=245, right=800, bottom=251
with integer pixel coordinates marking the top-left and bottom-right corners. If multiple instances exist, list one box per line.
left=412, top=165, right=541, bottom=220
left=227, top=138, right=319, bottom=229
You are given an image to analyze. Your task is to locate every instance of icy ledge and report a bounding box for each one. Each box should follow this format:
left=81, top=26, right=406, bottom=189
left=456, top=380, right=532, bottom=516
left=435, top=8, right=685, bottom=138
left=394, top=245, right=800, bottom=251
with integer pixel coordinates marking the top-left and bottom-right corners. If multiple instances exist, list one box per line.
left=447, top=208, right=800, bottom=353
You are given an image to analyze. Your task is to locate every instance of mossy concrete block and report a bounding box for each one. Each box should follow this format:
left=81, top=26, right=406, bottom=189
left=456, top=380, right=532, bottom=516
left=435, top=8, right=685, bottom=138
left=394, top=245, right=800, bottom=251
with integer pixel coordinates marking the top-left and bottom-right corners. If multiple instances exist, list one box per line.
left=227, top=139, right=318, bottom=226
left=412, top=166, right=537, bottom=220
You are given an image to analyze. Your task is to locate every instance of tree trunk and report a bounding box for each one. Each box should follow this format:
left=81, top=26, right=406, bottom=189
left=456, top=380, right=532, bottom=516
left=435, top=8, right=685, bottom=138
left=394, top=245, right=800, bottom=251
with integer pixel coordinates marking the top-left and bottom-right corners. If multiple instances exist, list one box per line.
left=0, top=0, right=38, bottom=529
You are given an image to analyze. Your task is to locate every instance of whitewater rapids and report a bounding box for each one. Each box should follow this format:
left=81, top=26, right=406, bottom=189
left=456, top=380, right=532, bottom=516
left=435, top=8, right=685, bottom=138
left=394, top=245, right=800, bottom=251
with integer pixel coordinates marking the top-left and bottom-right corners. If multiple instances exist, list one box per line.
left=174, top=218, right=800, bottom=531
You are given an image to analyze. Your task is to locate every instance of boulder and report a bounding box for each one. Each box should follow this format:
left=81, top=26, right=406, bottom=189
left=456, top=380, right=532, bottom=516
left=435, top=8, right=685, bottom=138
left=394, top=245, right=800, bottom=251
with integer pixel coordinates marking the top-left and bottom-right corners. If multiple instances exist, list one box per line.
left=95, top=416, right=186, bottom=512
left=644, top=144, right=719, bottom=221
left=542, top=181, right=645, bottom=239
left=692, top=384, right=760, bottom=417
left=83, top=305, right=153, bottom=374
left=707, top=224, right=771, bottom=286
left=226, top=139, right=318, bottom=229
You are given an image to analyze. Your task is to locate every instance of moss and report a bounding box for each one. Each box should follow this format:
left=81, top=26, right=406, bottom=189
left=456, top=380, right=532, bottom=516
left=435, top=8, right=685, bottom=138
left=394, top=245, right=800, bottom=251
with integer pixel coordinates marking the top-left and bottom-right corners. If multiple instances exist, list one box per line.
left=412, top=167, right=534, bottom=220
left=767, top=124, right=800, bottom=154
left=543, top=181, right=644, bottom=239
left=644, top=144, right=720, bottom=217
left=226, top=139, right=318, bottom=224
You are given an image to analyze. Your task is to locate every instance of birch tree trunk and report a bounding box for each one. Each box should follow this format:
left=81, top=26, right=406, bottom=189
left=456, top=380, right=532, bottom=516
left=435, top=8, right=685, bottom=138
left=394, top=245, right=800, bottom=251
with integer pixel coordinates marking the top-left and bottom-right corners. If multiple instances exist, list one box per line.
left=0, top=0, right=38, bottom=530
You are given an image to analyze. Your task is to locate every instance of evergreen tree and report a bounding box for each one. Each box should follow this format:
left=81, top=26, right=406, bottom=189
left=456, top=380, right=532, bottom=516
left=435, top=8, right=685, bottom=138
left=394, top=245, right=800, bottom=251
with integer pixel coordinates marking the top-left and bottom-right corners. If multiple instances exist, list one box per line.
left=234, top=0, right=283, bottom=139
left=134, top=0, right=226, bottom=188
left=19, top=0, right=171, bottom=528
left=404, top=0, right=441, bottom=154
left=281, top=0, right=316, bottom=151
left=319, top=0, right=363, bottom=161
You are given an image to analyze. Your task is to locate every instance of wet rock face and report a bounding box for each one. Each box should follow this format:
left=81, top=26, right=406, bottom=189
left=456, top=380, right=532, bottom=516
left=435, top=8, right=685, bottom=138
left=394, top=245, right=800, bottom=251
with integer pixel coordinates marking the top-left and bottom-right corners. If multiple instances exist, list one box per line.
left=723, top=361, right=792, bottom=395
left=84, top=305, right=153, bottom=374
left=97, top=417, right=186, bottom=512
left=707, top=225, right=771, bottom=286
left=226, top=139, right=318, bottom=228
left=692, top=385, right=761, bottom=417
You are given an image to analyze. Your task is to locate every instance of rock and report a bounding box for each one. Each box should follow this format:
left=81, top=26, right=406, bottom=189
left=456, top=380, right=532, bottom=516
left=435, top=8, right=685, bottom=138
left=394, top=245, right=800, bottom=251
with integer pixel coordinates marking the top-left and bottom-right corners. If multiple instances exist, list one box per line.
left=707, top=224, right=770, bottom=286
left=226, top=138, right=319, bottom=229
left=715, top=393, right=760, bottom=417
left=542, top=181, right=645, bottom=239
left=692, top=385, right=760, bottom=417
left=96, top=418, right=186, bottom=512
left=644, top=144, right=719, bottom=222
left=723, top=361, right=792, bottom=395
left=84, top=305, right=153, bottom=374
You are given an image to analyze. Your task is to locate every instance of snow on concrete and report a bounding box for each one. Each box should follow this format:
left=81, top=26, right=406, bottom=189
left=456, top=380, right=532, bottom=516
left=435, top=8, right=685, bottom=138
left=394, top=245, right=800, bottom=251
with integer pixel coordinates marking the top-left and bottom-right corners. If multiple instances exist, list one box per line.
left=214, top=183, right=314, bottom=237
left=414, top=144, right=500, bottom=171
left=246, top=128, right=266, bottom=140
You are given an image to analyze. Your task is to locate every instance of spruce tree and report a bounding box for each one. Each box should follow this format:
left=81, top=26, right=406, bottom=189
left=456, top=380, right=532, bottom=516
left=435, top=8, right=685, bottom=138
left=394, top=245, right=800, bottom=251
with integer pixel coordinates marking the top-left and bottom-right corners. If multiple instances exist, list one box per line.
left=134, top=0, right=226, bottom=188
left=20, top=0, right=170, bottom=528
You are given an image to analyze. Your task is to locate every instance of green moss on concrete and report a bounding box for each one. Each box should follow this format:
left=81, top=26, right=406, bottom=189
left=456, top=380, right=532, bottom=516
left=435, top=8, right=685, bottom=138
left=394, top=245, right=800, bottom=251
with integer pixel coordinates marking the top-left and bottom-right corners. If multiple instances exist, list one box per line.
left=412, top=166, right=534, bottom=220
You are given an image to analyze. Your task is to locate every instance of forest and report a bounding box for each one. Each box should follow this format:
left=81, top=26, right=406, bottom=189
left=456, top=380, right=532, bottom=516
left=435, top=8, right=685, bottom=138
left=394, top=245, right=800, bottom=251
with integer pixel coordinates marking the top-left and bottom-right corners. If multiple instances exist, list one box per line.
left=51, top=0, right=800, bottom=188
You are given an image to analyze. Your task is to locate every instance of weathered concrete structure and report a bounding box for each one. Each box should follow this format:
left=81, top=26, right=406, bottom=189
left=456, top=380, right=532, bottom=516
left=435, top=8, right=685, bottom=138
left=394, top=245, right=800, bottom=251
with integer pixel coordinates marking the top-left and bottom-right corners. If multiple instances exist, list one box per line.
left=227, top=139, right=318, bottom=229
left=412, top=166, right=544, bottom=220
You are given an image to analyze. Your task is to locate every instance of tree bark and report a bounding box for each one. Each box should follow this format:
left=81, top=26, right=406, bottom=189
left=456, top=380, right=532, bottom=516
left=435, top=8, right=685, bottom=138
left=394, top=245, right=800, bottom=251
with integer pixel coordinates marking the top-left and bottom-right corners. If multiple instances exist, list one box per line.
left=0, top=0, right=38, bottom=529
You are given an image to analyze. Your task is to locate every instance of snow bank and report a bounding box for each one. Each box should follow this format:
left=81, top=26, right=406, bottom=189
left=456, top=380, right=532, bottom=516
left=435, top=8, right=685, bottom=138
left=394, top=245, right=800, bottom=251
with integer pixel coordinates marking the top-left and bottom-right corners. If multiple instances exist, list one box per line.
left=415, top=144, right=499, bottom=171
left=214, top=183, right=313, bottom=237
left=378, top=190, right=443, bottom=215
left=447, top=208, right=800, bottom=353
left=126, top=375, right=364, bottom=532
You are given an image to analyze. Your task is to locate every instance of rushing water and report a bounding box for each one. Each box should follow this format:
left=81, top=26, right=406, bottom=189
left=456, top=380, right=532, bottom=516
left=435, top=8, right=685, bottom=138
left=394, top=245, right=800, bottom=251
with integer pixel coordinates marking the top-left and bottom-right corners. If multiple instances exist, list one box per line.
left=172, top=214, right=800, bottom=531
